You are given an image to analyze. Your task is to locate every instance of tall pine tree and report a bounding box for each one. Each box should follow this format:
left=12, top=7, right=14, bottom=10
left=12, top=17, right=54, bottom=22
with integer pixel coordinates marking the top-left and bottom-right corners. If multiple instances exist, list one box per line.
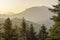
left=20, top=18, right=27, bottom=40
left=3, top=18, right=19, bottom=40
left=11, top=26, right=19, bottom=40
left=47, top=0, right=60, bottom=40
left=3, top=18, right=12, bottom=40
left=38, top=24, right=48, bottom=40
left=29, top=24, right=37, bottom=40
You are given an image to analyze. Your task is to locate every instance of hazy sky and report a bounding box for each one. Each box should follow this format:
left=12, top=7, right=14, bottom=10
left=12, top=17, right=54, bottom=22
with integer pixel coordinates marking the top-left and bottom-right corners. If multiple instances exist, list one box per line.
left=0, top=0, right=58, bottom=14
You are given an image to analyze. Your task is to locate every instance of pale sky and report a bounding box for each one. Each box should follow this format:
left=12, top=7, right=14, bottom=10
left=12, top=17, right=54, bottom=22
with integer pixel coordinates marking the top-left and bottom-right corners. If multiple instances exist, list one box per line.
left=0, top=0, right=58, bottom=14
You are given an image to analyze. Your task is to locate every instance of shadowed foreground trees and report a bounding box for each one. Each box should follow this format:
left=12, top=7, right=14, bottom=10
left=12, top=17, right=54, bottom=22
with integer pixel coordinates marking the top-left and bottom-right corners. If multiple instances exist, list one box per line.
left=20, top=18, right=37, bottom=40
left=20, top=18, right=27, bottom=40
left=29, top=24, right=37, bottom=40
left=3, top=18, right=19, bottom=40
left=46, top=0, right=60, bottom=40
left=3, top=18, right=13, bottom=40
left=38, top=24, right=48, bottom=40
left=0, top=18, right=48, bottom=40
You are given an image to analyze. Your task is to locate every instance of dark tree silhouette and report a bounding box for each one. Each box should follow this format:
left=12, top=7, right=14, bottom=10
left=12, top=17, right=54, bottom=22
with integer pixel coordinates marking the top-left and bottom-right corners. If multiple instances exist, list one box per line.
left=20, top=18, right=27, bottom=40
left=3, top=18, right=19, bottom=40
left=47, top=0, right=60, bottom=40
left=3, top=18, right=12, bottom=40
left=38, top=24, right=48, bottom=40
left=29, top=24, right=37, bottom=40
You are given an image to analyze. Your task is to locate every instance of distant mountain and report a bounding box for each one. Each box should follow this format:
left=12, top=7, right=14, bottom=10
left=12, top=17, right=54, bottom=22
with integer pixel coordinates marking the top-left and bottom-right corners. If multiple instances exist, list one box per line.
left=12, top=18, right=41, bottom=32
left=0, top=6, right=54, bottom=30
left=12, top=6, right=54, bottom=28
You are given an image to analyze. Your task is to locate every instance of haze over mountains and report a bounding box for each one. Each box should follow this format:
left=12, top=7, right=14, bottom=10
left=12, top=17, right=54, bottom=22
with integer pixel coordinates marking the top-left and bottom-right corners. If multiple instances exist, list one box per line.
left=13, top=6, right=54, bottom=27
left=0, top=6, right=54, bottom=29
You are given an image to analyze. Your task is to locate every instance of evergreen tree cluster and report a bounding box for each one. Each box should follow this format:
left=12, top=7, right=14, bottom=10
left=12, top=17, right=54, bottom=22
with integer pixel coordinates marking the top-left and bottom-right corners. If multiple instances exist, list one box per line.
left=0, top=0, right=60, bottom=40
left=47, top=0, right=60, bottom=40
left=0, top=18, right=48, bottom=40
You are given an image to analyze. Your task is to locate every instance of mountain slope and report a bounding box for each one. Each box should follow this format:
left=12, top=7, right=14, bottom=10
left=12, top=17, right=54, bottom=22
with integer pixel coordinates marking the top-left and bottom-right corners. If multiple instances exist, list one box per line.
left=0, top=6, right=54, bottom=29
left=13, top=6, right=54, bottom=27
left=0, top=6, right=55, bottom=32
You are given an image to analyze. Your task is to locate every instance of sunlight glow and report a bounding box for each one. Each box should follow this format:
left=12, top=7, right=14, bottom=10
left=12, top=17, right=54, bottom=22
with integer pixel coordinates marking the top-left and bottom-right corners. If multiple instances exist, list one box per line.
left=0, top=0, right=57, bottom=14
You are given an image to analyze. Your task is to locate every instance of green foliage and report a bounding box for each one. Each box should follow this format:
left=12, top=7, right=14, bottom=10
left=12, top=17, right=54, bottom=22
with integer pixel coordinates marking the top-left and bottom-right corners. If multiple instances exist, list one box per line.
left=20, top=18, right=27, bottom=40
left=38, top=24, right=48, bottom=40
left=11, top=28, right=19, bottom=40
left=47, top=0, right=60, bottom=40
left=3, top=18, right=19, bottom=40
left=20, top=18, right=37, bottom=40
left=29, top=24, right=37, bottom=40
left=3, top=18, right=12, bottom=40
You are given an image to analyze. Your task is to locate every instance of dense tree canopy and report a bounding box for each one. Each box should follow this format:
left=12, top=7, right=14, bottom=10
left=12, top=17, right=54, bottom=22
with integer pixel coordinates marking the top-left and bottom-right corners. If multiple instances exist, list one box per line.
left=47, top=0, right=60, bottom=40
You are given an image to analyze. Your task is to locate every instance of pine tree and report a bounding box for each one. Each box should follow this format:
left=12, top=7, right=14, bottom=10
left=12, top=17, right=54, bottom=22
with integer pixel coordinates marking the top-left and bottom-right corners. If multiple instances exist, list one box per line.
left=47, top=0, right=60, bottom=40
left=38, top=24, right=48, bottom=40
left=3, top=18, right=19, bottom=40
left=3, top=18, right=12, bottom=40
left=20, top=18, right=27, bottom=40
left=0, top=27, right=3, bottom=40
left=11, top=26, right=19, bottom=40
left=29, top=24, right=37, bottom=40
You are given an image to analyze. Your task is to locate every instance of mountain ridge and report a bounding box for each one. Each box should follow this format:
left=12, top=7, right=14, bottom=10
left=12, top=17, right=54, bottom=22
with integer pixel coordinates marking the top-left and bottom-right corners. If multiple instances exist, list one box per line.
left=0, top=6, right=54, bottom=29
